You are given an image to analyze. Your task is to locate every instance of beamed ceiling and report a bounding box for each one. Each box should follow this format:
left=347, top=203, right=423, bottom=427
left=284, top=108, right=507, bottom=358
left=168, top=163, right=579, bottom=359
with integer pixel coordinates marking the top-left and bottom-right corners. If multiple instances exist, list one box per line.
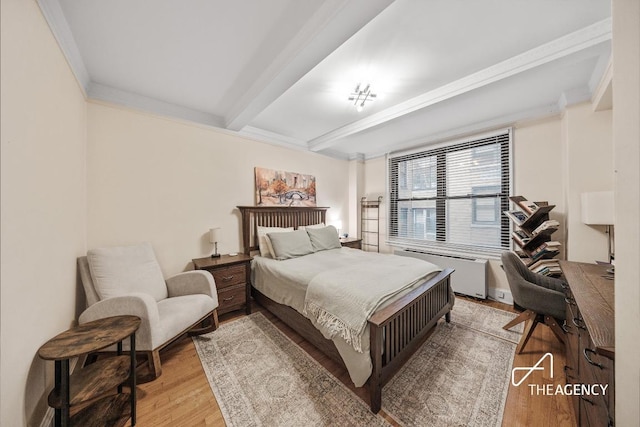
left=39, top=0, right=612, bottom=159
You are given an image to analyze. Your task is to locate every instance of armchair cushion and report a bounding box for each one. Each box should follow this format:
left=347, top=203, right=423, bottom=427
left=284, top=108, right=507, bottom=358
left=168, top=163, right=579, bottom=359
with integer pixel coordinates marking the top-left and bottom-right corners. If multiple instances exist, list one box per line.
left=87, top=242, right=168, bottom=302
left=157, top=294, right=216, bottom=346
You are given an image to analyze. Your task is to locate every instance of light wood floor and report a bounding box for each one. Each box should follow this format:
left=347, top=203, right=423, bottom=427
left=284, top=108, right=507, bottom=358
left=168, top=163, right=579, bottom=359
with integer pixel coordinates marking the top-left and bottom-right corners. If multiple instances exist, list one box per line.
left=126, top=297, right=576, bottom=427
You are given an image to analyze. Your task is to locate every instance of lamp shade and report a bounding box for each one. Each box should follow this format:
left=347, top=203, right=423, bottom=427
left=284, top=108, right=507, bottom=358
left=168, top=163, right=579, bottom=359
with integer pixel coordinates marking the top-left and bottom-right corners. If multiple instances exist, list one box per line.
left=581, top=192, right=614, bottom=225
left=209, top=227, right=220, bottom=243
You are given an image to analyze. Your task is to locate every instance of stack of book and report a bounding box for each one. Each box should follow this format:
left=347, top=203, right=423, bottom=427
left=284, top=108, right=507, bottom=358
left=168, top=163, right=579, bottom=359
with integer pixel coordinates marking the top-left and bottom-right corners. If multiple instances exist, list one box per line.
left=505, top=196, right=562, bottom=276
left=530, top=241, right=561, bottom=261
left=532, top=219, right=560, bottom=236
left=529, top=258, right=562, bottom=276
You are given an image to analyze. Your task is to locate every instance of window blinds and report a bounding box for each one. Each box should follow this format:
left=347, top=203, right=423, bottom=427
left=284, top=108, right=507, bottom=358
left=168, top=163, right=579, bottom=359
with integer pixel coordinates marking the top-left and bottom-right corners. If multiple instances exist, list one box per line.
left=387, top=130, right=511, bottom=257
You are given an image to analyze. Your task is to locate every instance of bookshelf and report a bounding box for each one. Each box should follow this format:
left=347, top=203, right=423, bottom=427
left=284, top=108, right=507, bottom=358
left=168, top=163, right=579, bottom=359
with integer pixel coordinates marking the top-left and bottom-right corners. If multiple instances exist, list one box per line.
left=504, top=196, right=561, bottom=276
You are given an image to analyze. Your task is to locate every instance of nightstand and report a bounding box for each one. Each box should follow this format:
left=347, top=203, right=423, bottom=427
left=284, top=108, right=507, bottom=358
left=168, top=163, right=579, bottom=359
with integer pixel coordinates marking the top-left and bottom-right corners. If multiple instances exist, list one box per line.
left=340, top=237, right=362, bottom=250
left=192, top=254, right=252, bottom=315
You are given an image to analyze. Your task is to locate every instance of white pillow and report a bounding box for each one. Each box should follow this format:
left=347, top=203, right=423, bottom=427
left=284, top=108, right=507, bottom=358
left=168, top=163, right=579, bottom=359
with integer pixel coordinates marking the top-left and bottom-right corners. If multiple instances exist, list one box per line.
left=306, top=225, right=341, bottom=251
left=298, top=223, right=325, bottom=231
left=257, top=226, right=293, bottom=258
left=267, top=230, right=315, bottom=260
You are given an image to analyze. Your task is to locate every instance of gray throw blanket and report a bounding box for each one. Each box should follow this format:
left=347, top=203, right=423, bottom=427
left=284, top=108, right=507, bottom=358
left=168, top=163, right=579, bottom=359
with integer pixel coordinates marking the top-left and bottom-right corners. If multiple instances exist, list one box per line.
left=303, top=255, right=441, bottom=353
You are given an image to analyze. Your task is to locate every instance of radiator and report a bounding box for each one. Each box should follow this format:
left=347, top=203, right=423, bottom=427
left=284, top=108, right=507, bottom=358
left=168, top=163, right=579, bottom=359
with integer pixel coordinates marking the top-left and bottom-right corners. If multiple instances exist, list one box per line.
left=394, top=249, right=488, bottom=299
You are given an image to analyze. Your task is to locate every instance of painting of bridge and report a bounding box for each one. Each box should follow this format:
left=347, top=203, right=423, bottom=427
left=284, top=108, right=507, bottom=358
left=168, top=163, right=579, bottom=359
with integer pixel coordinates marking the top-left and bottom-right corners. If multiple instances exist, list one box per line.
left=255, top=167, right=317, bottom=207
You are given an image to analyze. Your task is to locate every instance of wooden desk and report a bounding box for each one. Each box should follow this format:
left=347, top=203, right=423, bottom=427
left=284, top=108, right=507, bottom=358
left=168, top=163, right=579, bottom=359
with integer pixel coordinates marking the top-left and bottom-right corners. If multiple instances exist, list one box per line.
left=560, top=261, right=614, bottom=427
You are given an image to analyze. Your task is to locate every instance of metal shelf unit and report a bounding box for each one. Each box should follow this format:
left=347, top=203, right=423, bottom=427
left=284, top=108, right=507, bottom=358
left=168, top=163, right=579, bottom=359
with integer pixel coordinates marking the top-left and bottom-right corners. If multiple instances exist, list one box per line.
left=361, top=196, right=382, bottom=252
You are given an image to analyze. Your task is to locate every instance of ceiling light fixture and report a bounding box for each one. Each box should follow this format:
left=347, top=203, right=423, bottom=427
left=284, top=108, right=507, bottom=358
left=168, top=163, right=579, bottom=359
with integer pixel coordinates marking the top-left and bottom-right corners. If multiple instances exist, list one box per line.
left=348, top=83, right=377, bottom=112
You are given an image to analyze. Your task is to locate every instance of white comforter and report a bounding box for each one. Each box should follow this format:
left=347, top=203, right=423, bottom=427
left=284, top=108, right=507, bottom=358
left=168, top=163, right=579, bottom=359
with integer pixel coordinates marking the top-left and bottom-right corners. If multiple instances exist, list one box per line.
left=251, top=248, right=442, bottom=387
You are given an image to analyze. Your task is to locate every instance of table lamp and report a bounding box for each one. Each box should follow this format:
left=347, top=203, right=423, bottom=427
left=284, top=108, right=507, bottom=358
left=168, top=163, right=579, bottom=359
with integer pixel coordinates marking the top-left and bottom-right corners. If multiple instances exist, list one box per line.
left=209, top=227, right=221, bottom=258
left=581, top=191, right=614, bottom=263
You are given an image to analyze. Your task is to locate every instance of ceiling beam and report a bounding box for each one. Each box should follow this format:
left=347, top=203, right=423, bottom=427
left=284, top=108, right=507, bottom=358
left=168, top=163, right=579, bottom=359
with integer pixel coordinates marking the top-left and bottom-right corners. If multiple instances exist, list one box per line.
left=308, top=18, right=612, bottom=152
left=223, top=0, right=395, bottom=131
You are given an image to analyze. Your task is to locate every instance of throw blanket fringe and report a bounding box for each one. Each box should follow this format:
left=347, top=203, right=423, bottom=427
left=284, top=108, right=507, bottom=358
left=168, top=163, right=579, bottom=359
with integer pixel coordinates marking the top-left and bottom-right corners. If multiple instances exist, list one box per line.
left=304, top=300, right=365, bottom=352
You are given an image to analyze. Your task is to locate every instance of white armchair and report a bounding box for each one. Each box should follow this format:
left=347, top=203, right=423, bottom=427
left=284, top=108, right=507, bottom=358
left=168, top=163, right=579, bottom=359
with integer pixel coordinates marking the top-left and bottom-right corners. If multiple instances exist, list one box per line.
left=78, top=242, right=218, bottom=378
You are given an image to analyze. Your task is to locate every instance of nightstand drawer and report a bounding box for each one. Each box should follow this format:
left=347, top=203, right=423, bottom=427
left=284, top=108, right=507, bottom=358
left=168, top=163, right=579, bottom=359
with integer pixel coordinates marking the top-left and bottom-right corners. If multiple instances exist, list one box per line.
left=209, top=264, right=247, bottom=289
left=218, top=284, right=247, bottom=314
left=192, top=254, right=252, bottom=316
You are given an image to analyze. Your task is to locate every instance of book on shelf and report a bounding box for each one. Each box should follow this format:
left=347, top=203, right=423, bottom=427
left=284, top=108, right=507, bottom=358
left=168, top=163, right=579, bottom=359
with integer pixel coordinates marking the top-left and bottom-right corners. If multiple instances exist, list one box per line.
left=518, top=200, right=539, bottom=215
left=530, top=245, right=560, bottom=262
left=533, top=265, right=562, bottom=276
left=510, top=196, right=548, bottom=215
left=532, top=219, right=560, bottom=236
left=504, top=210, right=528, bottom=225
left=512, top=229, right=531, bottom=245
left=529, top=258, right=560, bottom=271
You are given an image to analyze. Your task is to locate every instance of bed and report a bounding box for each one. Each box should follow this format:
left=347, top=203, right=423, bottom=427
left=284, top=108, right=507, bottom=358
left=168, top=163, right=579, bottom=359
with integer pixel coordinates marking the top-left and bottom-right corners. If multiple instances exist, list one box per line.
left=237, top=205, right=454, bottom=413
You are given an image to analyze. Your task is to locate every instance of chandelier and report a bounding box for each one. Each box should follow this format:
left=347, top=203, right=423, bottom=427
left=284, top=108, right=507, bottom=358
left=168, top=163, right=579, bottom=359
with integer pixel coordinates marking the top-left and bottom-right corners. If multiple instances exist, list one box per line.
left=348, top=83, right=377, bottom=112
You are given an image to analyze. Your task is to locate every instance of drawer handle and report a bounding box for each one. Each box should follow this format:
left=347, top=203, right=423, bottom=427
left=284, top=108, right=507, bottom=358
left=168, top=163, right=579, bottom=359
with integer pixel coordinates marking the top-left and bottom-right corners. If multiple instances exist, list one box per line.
left=222, top=295, right=235, bottom=302
left=561, top=322, right=572, bottom=334
left=583, top=348, right=604, bottom=369
left=564, top=297, right=575, bottom=305
left=560, top=282, right=568, bottom=290
left=572, top=317, right=586, bottom=330
left=221, top=275, right=234, bottom=282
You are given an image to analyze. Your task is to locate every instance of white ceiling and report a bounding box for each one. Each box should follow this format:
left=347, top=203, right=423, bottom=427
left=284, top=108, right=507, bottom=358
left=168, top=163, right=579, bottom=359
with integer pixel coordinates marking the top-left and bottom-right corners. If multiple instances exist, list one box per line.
left=41, top=0, right=611, bottom=159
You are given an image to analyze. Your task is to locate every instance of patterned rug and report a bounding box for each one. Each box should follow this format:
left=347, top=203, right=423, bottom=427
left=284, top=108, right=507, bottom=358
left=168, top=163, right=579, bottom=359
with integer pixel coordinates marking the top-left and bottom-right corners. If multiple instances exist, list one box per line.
left=194, top=299, right=520, bottom=427
left=382, top=299, right=520, bottom=426
left=193, top=312, right=389, bottom=427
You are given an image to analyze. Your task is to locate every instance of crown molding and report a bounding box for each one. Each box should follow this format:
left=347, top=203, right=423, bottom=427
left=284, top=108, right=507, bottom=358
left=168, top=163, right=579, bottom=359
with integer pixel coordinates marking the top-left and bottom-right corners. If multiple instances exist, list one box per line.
left=592, top=57, right=613, bottom=111
left=308, top=18, right=612, bottom=152
left=37, top=0, right=90, bottom=95
left=238, top=126, right=309, bottom=151
left=557, top=85, right=592, bottom=111
left=363, top=104, right=562, bottom=160
left=88, top=83, right=225, bottom=128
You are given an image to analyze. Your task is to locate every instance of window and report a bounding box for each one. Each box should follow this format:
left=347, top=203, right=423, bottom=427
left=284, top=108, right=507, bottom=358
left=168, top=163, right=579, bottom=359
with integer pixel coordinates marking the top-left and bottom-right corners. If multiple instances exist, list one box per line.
left=388, top=130, right=511, bottom=256
left=472, top=185, right=501, bottom=225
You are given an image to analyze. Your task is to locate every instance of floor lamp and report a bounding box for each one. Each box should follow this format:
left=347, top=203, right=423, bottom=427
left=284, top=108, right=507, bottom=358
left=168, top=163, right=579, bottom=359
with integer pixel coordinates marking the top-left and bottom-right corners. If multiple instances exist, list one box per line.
left=581, top=191, right=615, bottom=263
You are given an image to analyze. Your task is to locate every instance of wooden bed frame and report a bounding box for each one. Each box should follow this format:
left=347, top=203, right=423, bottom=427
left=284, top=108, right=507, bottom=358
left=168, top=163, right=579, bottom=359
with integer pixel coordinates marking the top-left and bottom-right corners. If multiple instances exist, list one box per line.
left=237, top=205, right=454, bottom=413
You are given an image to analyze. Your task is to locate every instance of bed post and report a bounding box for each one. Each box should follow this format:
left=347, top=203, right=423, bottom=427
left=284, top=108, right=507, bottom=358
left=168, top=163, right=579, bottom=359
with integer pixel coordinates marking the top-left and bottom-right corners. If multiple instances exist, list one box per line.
left=369, top=324, right=383, bottom=413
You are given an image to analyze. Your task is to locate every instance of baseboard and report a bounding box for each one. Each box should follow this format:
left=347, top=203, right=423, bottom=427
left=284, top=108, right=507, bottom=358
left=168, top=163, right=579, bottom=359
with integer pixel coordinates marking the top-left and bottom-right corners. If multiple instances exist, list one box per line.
left=487, top=288, right=514, bottom=305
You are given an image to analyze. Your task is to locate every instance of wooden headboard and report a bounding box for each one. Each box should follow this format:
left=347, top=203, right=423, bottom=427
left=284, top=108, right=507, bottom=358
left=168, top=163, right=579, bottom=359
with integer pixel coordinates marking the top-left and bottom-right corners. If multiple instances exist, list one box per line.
left=237, top=206, right=328, bottom=255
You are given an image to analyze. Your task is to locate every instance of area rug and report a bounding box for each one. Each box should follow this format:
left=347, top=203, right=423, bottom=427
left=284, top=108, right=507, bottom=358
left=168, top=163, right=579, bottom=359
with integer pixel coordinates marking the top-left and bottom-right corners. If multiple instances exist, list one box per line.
left=193, top=312, right=389, bottom=427
left=194, top=299, right=520, bottom=427
left=381, top=298, right=520, bottom=427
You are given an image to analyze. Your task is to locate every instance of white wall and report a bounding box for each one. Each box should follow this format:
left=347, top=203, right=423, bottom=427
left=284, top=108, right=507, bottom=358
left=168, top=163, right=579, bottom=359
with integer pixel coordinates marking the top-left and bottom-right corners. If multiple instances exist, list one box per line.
left=87, top=102, right=350, bottom=276
left=0, top=1, right=88, bottom=425
left=612, top=0, right=640, bottom=423
left=561, top=103, right=613, bottom=263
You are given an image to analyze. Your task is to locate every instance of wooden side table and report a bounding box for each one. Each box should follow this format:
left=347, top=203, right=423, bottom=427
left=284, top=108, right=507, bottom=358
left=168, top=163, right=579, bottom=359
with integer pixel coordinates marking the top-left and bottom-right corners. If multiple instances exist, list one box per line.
left=340, top=237, right=362, bottom=249
left=193, top=254, right=252, bottom=315
left=38, top=315, right=140, bottom=427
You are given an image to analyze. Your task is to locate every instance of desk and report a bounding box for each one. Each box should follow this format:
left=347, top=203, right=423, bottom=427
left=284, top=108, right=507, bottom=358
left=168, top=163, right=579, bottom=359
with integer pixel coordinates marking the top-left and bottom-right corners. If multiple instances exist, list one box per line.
left=560, top=261, right=614, bottom=427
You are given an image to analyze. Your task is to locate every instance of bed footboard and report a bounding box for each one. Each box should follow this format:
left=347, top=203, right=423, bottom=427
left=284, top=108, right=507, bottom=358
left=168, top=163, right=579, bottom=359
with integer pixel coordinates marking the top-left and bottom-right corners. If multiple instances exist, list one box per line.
left=368, top=268, right=454, bottom=413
